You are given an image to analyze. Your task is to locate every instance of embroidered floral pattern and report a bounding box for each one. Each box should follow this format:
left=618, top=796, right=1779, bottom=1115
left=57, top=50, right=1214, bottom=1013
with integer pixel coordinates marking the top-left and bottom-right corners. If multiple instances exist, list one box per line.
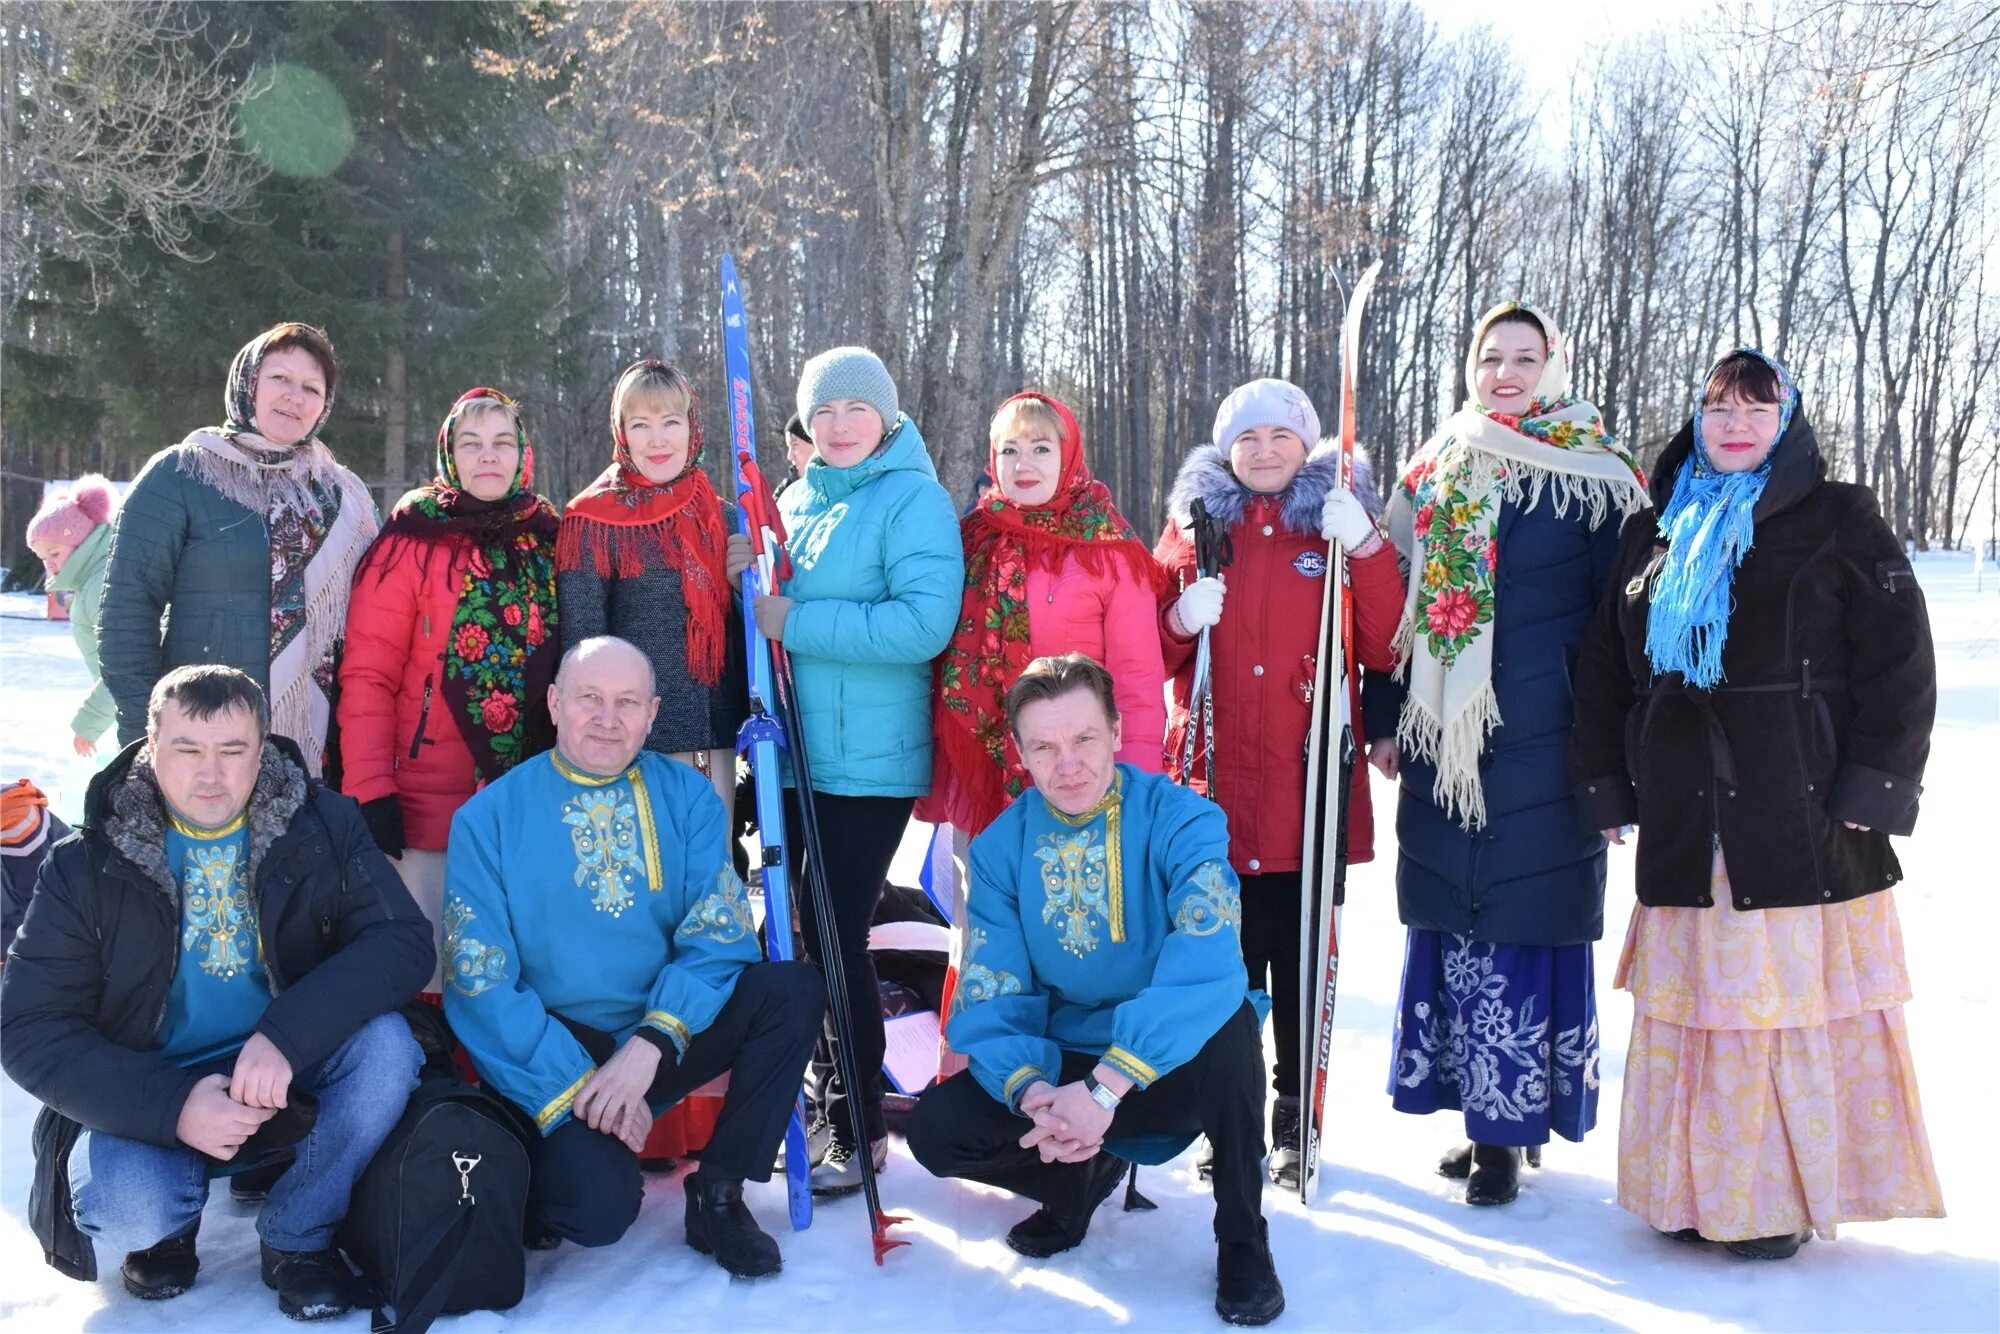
left=564, top=782, right=646, bottom=916
left=443, top=896, right=509, bottom=997
left=1173, top=861, right=1242, bottom=937
left=677, top=866, right=754, bottom=944
left=951, top=927, right=1024, bottom=1014
left=1394, top=936, right=1599, bottom=1128
left=1404, top=452, right=1498, bottom=670
left=179, top=842, right=257, bottom=979
left=1037, top=827, right=1111, bottom=956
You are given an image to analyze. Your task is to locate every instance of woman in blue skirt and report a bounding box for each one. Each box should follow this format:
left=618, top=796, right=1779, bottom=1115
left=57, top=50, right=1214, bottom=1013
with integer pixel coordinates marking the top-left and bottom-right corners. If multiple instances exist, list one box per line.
left=1362, top=303, right=1648, bottom=1205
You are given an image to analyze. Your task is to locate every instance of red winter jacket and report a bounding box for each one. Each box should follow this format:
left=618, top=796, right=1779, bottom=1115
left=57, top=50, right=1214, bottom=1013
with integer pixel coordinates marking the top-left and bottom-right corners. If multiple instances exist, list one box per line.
left=338, top=534, right=481, bottom=851
left=1156, top=449, right=1404, bottom=875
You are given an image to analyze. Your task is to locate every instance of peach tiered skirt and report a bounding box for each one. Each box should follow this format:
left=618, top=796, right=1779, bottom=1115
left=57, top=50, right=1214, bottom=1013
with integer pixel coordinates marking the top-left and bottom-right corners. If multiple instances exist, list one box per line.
left=1614, top=850, right=1944, bottom=1241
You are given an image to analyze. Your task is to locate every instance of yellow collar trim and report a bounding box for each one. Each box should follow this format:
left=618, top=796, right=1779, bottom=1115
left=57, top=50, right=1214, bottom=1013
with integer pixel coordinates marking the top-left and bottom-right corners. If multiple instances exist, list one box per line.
left=551, top=752, right=625, bottom=787
left=1043, top=772, right=1125, bottom=944
left=167, top=809, right=247, bottom=840
left=1046, top=770, right=1122, bottom=828
left=553, top=752, right=664, bottom=891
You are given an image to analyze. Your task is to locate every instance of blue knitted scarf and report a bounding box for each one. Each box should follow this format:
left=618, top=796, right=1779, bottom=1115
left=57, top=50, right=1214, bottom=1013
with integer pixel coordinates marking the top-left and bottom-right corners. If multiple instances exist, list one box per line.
left=1644, top=349, right=1797, bottom=688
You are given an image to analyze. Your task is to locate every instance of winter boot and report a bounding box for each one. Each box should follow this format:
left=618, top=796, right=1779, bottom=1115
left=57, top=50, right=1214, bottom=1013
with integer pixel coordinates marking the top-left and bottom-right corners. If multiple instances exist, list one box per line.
left=121, top=1222, right=200, bottom=1301
left=685, top=1173, right=783, bottom=1277
left=1215, top=1219, right=1286, bottom=1326
left=229, top=1159, right=289, bottom=1205
left=259, top=1243, right=363, bottom=1321
left=1268, top=1096, right=1303, bottom=1189
left=1005, top=1152, right=1128, bottom=1258
left=1726, top=1230, right=1811, bottom=1260
left=810, top=1130, right=887, bottom=1198
left=1464, top=1143, right=1522, bottom=1206
left=1440, top=1141, right=1540, bottom=1179
left=1193, top=1135, right=1216, bottom=1181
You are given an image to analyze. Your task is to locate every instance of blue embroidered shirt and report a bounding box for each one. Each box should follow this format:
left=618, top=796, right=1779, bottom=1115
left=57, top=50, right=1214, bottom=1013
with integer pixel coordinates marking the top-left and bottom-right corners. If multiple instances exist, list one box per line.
left=157, top=810, right=269, bottom=1066
left=949, top=764, right=1250, bottom=1110
left=442, top=750, right=761, bottom=1134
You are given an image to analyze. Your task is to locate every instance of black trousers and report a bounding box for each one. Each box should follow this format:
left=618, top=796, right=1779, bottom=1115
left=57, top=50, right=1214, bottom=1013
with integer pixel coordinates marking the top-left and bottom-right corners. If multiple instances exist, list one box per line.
left=906, top=1002, right=1268, bottom=1243
left=1238, top=869, right=1304, bottom=1098
left=525, top=960, right=823, bottom=1247
left=780, top=789, right=912, bottom=1143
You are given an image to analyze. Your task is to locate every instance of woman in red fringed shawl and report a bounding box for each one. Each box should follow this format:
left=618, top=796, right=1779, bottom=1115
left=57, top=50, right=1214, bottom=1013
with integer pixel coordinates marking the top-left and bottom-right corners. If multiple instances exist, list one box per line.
left=555, top=360, right=747, bottom=811
left=919, top=392, right=1167, bottom=839
left=339, top=387, right=561, bottom=993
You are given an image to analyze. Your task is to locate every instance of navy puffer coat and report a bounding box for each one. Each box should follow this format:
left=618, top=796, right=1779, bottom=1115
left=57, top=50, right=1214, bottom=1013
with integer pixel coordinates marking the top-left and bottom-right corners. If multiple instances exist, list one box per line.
left=1363, top=495, right=1621, bottom=946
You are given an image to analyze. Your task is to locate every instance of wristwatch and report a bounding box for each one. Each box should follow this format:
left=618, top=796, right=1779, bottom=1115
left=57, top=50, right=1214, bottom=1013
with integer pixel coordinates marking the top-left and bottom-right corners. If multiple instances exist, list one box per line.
left=1082, top=1071, right=1122, bottom=1111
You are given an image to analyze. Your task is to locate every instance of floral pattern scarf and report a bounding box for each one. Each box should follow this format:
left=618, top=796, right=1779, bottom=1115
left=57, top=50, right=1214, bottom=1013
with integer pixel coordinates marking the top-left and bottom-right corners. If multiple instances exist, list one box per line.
left=1385, top=302, right=1648, bottom=830
left=924, top=393, right=1163, bottom=834
left=181, top=325, right=378, bottom=778
left=372, top=387, right=561, bottom=780
left=555, top=360, right=728, bottom=685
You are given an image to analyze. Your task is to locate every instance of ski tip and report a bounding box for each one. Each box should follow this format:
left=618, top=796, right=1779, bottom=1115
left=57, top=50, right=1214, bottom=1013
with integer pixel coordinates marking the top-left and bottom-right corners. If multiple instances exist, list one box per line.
left=871, top=1213, right=914, bottom=1266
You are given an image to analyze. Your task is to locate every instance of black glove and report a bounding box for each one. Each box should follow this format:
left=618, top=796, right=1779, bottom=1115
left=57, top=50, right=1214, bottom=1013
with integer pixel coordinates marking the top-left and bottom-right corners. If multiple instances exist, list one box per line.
left=360, top=796, right=406, bottom=860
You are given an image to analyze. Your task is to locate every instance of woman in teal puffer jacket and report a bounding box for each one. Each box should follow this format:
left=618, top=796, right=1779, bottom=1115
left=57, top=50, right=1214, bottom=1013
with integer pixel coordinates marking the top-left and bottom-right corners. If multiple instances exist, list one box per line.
left=728, top=346, right=962, bottom=1194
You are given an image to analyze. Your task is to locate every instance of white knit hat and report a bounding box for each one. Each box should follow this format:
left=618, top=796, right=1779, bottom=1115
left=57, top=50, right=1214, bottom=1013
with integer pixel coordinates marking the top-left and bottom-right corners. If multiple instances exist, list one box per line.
left=1212, top=379, right=1322, bottom=453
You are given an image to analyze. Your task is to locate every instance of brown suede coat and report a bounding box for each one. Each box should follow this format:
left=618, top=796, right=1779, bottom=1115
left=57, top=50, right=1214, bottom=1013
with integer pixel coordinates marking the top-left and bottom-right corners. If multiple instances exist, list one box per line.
left=1568, top=405, right=1934, bottom=910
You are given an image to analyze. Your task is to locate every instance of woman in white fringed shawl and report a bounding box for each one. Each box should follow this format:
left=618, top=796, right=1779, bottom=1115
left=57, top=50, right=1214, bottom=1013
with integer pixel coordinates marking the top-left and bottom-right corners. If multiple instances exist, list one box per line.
left=97, top=322, right=378, bottom=776
left=1360, top=302, right=1648, bottom=1208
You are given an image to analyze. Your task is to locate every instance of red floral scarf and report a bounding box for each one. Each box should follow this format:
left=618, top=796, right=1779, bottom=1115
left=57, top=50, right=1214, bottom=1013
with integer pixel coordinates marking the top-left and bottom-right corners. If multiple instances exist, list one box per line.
left=373, top=387, right=561, bottom=781
left=554, top=362, right=728, bottom=685
left=926, top=393, right=1163, bottom=833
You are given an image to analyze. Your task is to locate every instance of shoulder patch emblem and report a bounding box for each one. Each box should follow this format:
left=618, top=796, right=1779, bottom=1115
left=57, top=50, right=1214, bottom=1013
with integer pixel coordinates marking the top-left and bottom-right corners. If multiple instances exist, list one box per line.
left=1293, top=550, right=1328, bottom=578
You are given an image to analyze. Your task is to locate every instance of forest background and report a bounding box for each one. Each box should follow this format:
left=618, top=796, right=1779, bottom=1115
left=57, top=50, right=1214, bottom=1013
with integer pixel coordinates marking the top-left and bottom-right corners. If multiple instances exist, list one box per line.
left=3, top=0, right=1996, bottom=581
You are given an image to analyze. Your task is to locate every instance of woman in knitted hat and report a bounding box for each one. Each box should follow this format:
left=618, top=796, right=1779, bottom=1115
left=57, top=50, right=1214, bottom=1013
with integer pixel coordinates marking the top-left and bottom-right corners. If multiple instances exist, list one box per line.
left=556, top=361, right=746, bottom=810
left=1155, top=377, right=1405, bottom=1187
left=95, top=322, right=377, bottom=776
left=338, top=388, right=561, bottom=991
left=1367, top=303, right=1648, bottom=1206
left=725, top=346, right=962, bottom=1196
left=27, top=475, right=121, bottom=756
left=1570, top=349, right=1942, bottom=1259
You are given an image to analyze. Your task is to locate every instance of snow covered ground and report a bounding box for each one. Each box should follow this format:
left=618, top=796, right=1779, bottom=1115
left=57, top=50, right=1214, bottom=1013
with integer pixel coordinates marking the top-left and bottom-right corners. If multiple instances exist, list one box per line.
left=2, top=553, right=1996, bottom=1333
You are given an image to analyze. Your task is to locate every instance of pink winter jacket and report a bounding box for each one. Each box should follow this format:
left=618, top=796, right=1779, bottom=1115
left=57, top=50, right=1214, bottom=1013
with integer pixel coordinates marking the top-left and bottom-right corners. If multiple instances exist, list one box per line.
left=1026, top=555, right=1168, bottom=774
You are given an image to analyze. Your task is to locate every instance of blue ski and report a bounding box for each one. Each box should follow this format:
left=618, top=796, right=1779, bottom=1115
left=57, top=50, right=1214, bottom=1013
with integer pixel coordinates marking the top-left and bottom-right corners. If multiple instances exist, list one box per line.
left=721, top=254, right=812, bottom=1232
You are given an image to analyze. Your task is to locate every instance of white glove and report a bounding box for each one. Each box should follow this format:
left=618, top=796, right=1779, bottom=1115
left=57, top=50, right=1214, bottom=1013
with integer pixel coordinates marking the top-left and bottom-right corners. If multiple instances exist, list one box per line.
left=1320, top=487, right=1378, bottom=549
left=1175, top=576, right=1226, bottom=635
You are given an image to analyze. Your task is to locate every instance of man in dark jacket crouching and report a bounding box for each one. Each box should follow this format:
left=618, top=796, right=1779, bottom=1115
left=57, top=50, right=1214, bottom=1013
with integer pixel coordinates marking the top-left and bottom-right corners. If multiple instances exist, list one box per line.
left=0, top=664, right=435, bottom=1320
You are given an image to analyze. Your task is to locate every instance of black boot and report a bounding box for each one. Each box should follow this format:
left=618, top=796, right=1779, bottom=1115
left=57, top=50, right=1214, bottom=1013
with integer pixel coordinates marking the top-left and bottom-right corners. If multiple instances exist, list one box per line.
left=259, top=1243, right=363, bottom=1321
left=229, top=1158, right=290, bottom=1205
left=1657, top=1226, right=1705, bottom=1244
left=121, top=1221, right=200, bottom=1301
left=1441, top=1141, right=1541, bottom=1178
left=1267, top=1096, right=1302, bottom=1189
left=1726, top=1230, right=1811, bottom=1260
left=1005, top=1152, right=1128, bottom=1258
left=684, top=1173, right=783, bottom=1277
left=1464, top=1143, right=1522, bottom=1206
left=1215, top=1218, right=1285, bottom=1326
left=809, top=1129, right=887, bottom=1198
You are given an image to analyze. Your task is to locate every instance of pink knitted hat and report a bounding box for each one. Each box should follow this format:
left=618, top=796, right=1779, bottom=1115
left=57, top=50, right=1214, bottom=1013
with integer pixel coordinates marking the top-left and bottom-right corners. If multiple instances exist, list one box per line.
left=26, top=475, right=117, bottom=551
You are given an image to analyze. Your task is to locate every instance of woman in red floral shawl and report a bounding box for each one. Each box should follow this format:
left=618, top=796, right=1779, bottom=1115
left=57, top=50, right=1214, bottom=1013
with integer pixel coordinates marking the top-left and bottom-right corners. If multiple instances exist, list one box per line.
left=339, top=387, right=561, bottom=994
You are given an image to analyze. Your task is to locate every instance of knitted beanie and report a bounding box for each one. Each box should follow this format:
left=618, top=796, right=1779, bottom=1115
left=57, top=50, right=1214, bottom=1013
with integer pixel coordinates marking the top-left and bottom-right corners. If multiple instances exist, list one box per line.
left=27, top=474, right=117, bottom=551
left=1212, top=379, right=1322, bottom=454
left=796, top=347, right=899, bottom=435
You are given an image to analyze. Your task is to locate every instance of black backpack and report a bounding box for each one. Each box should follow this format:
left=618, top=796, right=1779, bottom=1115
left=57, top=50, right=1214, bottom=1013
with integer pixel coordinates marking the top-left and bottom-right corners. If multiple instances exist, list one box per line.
left=337, top=1066, right=530, bottom=1334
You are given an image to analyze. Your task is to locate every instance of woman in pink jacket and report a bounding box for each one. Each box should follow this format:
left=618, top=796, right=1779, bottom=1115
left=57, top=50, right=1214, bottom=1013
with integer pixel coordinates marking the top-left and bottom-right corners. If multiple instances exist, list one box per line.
left=920, top=390, right=1166, bottom=833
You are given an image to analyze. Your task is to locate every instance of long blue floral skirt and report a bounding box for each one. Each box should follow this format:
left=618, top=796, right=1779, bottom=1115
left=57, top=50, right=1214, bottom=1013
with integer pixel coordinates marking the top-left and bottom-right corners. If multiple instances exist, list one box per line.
left=1387, top=929, right=1600, bottom=1146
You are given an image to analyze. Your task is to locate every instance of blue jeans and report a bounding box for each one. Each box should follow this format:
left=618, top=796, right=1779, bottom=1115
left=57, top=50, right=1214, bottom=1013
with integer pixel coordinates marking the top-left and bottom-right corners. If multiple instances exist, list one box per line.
left=69, top=1013, right=421, bottom=1259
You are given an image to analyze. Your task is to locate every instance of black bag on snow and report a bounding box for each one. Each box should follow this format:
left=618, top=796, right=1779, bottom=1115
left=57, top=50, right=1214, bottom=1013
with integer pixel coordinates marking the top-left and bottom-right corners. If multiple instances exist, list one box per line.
left=337, top=1068, right=530, bottom=1334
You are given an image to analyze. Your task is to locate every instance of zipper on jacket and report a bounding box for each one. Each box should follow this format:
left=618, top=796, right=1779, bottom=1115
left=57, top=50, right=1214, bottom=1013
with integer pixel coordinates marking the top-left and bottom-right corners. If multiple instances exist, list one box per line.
left=409, top=674, right=434, bottom=760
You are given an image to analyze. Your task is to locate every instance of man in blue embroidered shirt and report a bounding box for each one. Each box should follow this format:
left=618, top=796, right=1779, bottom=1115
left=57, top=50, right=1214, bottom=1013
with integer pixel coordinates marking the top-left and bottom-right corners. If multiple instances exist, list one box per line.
left=907, top=653, right=1283, bottom=1326
left=443, top=636, right=821, bottom=1278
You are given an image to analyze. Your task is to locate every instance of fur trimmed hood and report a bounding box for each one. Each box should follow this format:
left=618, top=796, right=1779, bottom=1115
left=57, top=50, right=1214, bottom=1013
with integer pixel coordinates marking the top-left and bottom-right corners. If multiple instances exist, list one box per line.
left=1167, top=439, right=1380, bottom=535
left=90, top=736, right=311, bottom=901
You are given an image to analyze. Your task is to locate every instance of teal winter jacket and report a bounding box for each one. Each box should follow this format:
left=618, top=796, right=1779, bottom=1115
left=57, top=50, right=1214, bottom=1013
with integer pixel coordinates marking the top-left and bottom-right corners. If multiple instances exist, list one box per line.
left=45, top=522, right=114, bottom=742
left=775, top=417, right=963, bottom=796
